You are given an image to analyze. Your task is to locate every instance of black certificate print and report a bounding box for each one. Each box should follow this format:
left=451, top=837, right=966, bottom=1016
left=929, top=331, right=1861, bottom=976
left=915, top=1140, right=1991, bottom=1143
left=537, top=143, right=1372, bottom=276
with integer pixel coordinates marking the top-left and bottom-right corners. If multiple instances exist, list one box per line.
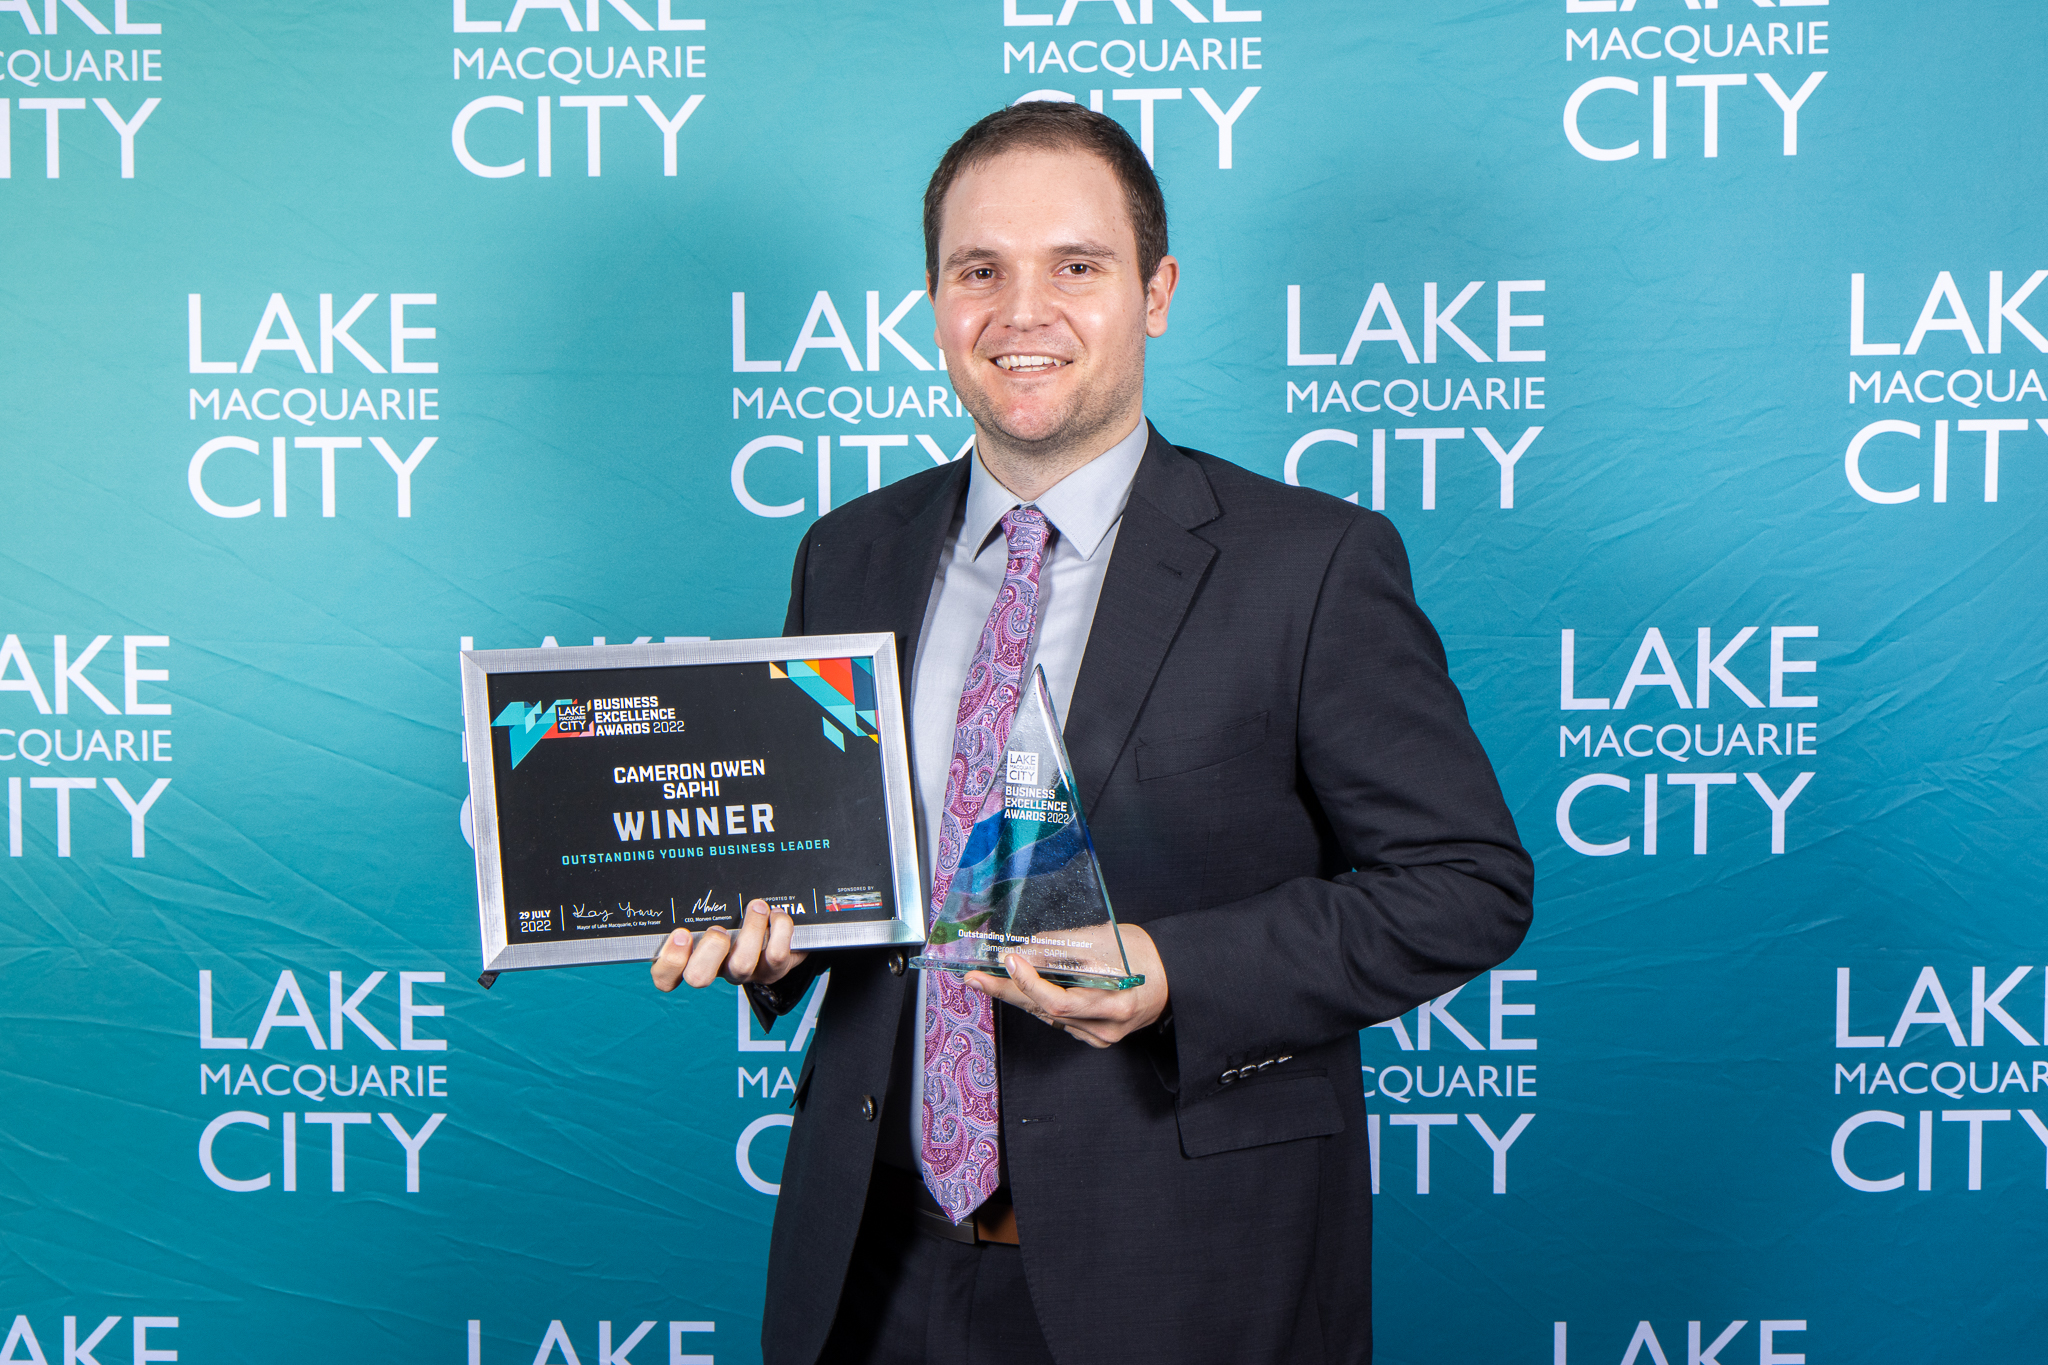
left=484, top=655, right=897, bottom=946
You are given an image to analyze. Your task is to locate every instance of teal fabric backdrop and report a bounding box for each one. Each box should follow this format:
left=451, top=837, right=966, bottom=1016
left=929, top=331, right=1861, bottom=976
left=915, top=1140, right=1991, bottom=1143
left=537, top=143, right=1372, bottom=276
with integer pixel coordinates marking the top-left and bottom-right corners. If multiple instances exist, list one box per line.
left=3, top=0, right=2044, bottom=1361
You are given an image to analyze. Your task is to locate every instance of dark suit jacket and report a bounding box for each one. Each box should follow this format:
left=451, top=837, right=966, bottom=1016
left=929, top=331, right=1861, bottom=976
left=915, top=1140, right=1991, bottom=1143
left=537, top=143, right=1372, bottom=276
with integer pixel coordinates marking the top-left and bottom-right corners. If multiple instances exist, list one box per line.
left=752, top=425, right=1533, bottom=1365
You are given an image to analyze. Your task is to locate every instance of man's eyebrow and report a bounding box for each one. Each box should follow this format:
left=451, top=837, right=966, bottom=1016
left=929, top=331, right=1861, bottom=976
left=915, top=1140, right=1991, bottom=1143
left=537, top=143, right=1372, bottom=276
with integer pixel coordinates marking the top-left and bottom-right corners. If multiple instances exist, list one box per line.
left=943, top=246, right=1003, bottom=272
left=941, top=240, right=1125, bottom=272
left=1049, top=240, right=1121, bottom=261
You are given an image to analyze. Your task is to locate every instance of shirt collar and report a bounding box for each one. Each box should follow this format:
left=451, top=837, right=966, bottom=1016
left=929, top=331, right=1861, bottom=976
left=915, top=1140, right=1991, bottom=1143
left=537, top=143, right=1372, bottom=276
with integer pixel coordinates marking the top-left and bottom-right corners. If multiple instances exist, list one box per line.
left=962, top=418, right=1150, bottom=562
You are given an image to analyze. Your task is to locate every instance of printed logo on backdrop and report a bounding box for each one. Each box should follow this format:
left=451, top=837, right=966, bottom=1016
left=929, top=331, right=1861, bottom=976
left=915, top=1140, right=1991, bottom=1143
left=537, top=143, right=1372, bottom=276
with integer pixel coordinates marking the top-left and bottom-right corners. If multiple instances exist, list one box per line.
left=1830, top=964, right=2048, bottom=1195
left=1840, top=270, right=2048, bottom=507
left=184, top=292, right=441, bottom=522
left=996, top=0, right=1264, bottom=171
left=1553, top=621, right=1822, bottom=858
left=1363, top=969, right=1538, bottom=1197
left=1283, top=278, right=1547, bottom=513
left=196, top=966, right=451, bottom=1196
left=0, top=632, right=172, bottom=859
left=1553, top=0, right=1830, bottom=164
left=0, top=1317, right=181, bottom=1365
left=0, top=0, right=162, bottom=179
left=1549, top=1320, right=1811, bottom=1365
left=728, top=287, right=976, bottom=519
left=463, top=1320, right=718, bottom=1365
left=448, top=0, right=709, bottom=179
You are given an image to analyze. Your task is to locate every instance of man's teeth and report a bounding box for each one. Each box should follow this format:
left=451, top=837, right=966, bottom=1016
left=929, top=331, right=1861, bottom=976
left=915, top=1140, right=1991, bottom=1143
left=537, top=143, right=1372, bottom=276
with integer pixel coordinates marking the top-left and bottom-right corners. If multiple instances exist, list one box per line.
left=994, top=355, right=1063, bottom=372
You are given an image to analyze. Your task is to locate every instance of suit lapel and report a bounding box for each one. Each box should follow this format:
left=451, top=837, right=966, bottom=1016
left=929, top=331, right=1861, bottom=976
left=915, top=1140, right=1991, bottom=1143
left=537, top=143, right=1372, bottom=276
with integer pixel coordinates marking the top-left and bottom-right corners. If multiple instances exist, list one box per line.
left=858, top=457, right=969, bottom=691
left=1065, top=427, right=1221, bottom=816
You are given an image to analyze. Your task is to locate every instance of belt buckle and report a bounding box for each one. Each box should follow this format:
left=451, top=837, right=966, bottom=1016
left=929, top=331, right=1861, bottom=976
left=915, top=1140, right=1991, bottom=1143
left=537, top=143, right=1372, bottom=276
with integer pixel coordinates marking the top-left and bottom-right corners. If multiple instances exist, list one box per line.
left=910, top=1201, right=1017, bottom=1246
left=912, top=1204, right=981, bottom=1245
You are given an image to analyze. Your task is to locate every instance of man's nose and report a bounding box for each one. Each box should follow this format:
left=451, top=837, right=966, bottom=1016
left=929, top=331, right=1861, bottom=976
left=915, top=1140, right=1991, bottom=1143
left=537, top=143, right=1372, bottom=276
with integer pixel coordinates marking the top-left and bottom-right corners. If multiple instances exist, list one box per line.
left=994, top=270, right=1058, bottom=333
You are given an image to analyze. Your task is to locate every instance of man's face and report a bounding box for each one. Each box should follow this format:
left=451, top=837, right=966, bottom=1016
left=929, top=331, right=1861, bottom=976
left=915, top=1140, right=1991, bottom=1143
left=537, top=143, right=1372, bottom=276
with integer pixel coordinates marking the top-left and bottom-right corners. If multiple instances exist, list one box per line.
left=930, top=146, right=1176, bottom=463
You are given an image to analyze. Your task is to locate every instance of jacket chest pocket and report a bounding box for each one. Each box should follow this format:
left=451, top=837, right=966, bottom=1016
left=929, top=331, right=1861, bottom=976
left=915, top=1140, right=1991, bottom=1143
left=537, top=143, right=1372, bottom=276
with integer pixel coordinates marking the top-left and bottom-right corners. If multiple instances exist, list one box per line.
left=1135, top=711, right=1270, bottom=783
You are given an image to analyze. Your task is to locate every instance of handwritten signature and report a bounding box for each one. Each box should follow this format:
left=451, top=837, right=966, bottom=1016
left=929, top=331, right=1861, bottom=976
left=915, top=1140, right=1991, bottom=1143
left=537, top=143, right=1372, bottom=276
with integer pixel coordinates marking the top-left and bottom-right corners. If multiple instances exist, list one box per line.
left=569, top=900, right=665, bottom=926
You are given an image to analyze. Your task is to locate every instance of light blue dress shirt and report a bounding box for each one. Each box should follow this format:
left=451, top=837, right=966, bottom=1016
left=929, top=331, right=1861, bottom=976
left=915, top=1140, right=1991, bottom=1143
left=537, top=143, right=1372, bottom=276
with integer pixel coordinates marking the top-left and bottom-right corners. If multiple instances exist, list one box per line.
left=899, top=416, right=1150, bottom=1162
left=909, top=418, right=1151, bottom=863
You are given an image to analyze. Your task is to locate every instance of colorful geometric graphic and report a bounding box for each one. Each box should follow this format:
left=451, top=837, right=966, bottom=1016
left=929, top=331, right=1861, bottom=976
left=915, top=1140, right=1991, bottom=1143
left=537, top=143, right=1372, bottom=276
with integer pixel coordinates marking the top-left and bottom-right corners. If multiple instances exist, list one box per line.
left=491, top=699, right=571, bottom=769
left=770, top=656, right=879, bottom=751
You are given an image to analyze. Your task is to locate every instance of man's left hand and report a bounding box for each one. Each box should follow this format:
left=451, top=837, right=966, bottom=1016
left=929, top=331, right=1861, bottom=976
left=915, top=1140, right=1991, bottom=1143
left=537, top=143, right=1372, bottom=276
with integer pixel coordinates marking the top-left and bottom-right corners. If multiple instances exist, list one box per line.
left=965, top=922, right=1169, bottom=1048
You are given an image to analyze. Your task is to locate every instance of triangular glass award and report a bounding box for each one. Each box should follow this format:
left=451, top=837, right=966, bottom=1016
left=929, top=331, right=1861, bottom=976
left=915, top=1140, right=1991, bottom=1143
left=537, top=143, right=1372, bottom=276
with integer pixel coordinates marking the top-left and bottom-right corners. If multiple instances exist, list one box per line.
left=910, top=665, right=1143, bottom=991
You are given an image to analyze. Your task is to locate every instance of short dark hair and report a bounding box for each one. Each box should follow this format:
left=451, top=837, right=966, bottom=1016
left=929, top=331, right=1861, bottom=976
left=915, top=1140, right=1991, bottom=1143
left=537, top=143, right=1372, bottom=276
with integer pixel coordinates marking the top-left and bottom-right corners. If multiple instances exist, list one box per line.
left=923, top=102, right=1169, bottom=291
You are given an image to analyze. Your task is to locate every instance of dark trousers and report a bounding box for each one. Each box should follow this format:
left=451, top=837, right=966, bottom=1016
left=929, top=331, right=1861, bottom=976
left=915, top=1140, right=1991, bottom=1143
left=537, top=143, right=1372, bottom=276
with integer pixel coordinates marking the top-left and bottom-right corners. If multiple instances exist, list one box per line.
left=818, top=1174, right=1058, bottom=1365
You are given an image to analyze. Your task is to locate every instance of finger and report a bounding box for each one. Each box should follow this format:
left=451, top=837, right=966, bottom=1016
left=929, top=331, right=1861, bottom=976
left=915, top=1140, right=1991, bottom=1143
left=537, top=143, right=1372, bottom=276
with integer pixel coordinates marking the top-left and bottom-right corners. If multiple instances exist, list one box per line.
left=724, top=901, right=770, bottom=981
left=759, top=908, right=803, bottom=981
left=682, top=925, right=734, bottom=989
left=964, top=970, right=1036, bottom=1013
left=651, top=929, right=693, bottom=992
left=1003, top=955, right=1079, bottom=1019
left=1023, top=956, right=1142, bottom=1027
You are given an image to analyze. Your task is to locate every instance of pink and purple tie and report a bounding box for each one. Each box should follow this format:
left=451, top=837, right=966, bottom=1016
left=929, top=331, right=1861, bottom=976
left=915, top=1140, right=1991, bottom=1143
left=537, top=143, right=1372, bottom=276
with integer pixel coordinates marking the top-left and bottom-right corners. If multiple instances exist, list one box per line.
left=920, top=506, right=1051, bottom=1224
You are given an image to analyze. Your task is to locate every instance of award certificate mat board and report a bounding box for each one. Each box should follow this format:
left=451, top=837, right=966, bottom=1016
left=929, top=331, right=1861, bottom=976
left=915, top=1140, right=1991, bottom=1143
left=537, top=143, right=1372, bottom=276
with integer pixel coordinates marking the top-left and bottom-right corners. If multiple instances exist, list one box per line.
left=462, top=634, right=923, bottom=972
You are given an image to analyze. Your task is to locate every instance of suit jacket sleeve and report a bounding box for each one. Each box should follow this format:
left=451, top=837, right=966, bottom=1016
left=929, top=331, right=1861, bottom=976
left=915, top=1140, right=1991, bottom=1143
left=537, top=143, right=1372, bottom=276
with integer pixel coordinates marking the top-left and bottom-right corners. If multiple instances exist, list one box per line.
left=1142, top=510, right=1534, bottom=1099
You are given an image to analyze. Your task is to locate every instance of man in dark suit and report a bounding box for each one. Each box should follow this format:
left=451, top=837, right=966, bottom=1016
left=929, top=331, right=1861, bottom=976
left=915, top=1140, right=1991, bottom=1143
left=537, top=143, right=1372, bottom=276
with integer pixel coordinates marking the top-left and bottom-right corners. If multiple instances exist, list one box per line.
left=653, top=102, right=1532, bottom=1365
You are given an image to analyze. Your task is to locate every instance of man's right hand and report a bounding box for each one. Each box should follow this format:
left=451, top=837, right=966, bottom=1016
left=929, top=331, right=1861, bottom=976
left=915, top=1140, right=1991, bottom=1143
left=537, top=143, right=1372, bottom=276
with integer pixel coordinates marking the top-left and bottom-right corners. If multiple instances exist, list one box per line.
left=650, top=899, right=807, bottom=992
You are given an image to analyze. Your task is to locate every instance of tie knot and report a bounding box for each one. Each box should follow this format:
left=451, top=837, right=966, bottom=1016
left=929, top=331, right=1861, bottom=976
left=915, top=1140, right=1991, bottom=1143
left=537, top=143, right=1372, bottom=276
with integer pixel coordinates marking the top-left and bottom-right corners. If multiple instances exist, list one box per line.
left=1001, top=505, right=1050, bottom=559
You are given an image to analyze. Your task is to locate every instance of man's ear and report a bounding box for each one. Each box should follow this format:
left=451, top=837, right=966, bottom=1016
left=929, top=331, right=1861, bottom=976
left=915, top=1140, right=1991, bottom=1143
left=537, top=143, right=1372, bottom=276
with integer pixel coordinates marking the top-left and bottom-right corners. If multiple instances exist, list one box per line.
left=1145, top=255, right=1181, bottom=339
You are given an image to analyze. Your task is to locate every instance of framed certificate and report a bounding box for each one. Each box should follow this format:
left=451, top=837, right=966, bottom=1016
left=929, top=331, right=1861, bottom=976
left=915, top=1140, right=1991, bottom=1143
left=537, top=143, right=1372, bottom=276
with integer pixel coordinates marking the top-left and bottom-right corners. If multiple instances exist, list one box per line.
left=461, top=633, right=925, bottom=974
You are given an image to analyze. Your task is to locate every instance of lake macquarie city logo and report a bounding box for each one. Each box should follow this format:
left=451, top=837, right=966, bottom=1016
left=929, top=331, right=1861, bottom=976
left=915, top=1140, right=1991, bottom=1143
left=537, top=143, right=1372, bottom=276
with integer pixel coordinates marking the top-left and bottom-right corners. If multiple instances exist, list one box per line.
left=491, top=695, right=673, bottom=767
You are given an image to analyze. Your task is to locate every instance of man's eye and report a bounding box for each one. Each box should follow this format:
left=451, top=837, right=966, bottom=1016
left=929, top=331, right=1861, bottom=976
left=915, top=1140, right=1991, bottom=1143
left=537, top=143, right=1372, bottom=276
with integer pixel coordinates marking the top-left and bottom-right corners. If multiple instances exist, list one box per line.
left=1062, top=263, right=1092, bottom=276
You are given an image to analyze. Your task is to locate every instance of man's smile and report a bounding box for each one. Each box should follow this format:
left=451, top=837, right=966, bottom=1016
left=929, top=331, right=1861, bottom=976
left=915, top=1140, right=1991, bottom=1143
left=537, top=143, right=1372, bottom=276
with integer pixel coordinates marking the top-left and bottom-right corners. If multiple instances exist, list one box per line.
left=990, top=354, right=1071, bottom=373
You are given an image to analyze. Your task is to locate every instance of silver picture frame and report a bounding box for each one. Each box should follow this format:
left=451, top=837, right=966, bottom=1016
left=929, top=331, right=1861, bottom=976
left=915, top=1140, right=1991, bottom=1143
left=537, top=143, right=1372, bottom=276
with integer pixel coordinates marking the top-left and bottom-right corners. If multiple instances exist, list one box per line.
left=462, top=633, right=926, bottom=974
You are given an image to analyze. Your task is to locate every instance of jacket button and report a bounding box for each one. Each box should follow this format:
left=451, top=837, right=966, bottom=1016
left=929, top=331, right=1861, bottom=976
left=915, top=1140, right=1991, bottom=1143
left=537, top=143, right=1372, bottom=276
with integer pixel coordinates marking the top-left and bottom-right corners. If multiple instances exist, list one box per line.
left=861, top=1095, right=877, bottom=1121
left=887, top=951, right=906, bottom=977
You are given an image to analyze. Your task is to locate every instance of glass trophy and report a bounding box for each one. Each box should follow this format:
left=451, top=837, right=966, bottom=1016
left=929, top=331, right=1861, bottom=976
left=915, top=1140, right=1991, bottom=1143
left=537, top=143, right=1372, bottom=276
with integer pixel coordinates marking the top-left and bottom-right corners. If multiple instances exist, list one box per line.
left=910, top=666, right=1144, bottom=991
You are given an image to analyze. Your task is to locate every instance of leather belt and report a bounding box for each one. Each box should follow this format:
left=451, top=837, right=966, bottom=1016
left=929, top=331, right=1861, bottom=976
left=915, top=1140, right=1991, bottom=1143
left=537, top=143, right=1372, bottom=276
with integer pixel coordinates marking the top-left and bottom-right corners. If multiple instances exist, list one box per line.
left=913, top=1199, right=1019, bottom=1246
left=880, top=1165, right=1020, bottom=1246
